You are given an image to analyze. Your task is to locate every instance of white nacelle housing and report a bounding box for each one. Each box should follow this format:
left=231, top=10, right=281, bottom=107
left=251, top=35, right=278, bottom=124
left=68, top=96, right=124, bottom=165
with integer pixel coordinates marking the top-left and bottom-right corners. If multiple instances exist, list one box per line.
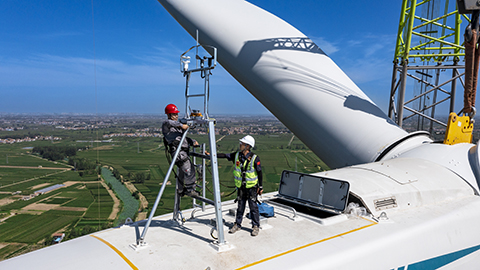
left=312, top=157, right=476, bottom=217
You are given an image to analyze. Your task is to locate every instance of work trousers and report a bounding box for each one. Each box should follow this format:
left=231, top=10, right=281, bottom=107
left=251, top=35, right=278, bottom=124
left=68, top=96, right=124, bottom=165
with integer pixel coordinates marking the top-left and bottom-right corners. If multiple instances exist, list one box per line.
left=175, top=150, right=197, bottom=192
left=235, top=187, right=260, bottom=227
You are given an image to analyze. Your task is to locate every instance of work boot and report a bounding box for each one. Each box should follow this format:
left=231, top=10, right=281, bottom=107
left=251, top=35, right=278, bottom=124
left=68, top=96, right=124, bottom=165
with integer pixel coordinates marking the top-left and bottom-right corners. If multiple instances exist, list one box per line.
left=229, top=224, right=241, bottom=234
left=184, top=189, right=199, bottom=197
left=251, top=226, right=259, bottom=237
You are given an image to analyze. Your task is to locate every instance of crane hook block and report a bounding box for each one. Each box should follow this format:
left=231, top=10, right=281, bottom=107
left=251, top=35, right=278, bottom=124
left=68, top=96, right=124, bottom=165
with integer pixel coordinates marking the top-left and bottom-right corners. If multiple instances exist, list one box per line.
left=443, top=112, right=474, bottom=145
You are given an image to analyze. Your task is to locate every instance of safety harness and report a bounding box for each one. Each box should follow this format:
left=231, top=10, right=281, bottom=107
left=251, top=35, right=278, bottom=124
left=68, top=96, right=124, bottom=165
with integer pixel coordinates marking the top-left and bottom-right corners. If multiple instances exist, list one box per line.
left=233, top=152, right=258, bottom=189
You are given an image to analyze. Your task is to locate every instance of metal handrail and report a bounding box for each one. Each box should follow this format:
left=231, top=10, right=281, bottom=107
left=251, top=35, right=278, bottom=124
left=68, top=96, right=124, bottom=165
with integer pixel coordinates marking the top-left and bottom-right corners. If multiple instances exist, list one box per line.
left=264, top=199, right=297, bottom=220
left=137, top=128, right=190, bottom=245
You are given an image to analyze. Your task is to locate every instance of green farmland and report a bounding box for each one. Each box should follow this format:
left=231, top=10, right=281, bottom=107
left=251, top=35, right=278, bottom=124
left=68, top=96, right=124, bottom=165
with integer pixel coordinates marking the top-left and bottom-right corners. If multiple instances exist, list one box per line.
left=74, top=133, right=327, bottom=217
left=0, top=115, right=328, bottom=261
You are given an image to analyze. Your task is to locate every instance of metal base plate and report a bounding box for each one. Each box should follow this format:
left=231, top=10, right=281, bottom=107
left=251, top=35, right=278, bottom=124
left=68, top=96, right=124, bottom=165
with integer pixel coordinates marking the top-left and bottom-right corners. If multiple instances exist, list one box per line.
left=209, top=240, right=234, bottom=252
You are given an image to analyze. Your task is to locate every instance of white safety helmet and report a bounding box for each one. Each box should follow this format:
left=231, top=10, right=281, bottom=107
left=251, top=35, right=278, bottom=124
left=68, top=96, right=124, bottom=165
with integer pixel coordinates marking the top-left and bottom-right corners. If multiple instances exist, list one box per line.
left=239, top=135, right=255, bottom=148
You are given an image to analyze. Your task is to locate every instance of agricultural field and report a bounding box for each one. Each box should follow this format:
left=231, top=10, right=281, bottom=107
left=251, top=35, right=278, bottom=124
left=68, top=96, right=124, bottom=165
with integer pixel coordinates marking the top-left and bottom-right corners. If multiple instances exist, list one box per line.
left=0, top=114, right=328, bottom=261
left=74, top=133, right=327, bottom=217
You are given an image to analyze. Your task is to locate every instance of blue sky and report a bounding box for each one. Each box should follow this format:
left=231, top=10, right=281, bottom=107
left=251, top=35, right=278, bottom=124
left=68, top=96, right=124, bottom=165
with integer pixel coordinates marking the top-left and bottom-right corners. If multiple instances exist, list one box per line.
left=0, top=1, right=417, bottom=115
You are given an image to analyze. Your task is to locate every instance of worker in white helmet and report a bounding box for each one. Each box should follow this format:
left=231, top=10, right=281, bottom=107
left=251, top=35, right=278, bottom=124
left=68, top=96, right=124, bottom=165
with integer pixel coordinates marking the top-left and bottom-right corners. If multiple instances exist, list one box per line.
left=209, top=135, right=263, bottom=236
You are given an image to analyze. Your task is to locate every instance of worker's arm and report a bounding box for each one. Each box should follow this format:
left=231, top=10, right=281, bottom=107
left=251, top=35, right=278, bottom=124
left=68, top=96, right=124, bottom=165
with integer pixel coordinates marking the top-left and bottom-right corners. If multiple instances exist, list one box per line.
left=254, top=156, right=263, bottom=195
left=186, top=137, right=199, bottom=147
left=204, top=152, right=235, bottom=160
left=175, top=121, right=199, bottom=146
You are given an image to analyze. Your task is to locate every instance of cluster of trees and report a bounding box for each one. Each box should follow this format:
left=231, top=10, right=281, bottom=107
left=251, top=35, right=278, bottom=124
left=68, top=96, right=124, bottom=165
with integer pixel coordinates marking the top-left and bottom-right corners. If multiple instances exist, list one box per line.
left=127, top=171, right=151, bottom=183
left=291, top=144, right=307, bottom=150
left=132, top=190, right=140, bottom=200
left=66, top=224, right=111, bottom=240
left=32, top=145, right=77, bottom=161
left=68, top=157, right=96, bottom=170
left=68, top=157, right=99, bottom=176
left=109, top=166, right=150, bottom=184
left=112, top=168, right=121, bottom=179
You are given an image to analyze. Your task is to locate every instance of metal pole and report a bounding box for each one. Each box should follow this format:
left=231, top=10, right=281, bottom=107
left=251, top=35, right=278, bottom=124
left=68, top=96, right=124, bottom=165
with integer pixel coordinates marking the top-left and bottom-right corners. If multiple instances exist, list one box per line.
left=389, top=62, right=399, bottom=119
left=418, top=70, right=426, bottom=131
left=397, top=61, right=408, bottom=127
left=429, top=67, right=441, bottom=134
left=173, top=176, right=181, bottom=221
left=139, top=128, right=190, bottom=244
left=192, top=146, right=197, bottom=208
left=202, top=143, right=206, bottom=211
left=450, top=62, right=458, bottom=113
left=208, top=120, right=225, bottom=244
left=185, top=72, right=191, bottom=117
left=204, top=72, right=209, bottom=119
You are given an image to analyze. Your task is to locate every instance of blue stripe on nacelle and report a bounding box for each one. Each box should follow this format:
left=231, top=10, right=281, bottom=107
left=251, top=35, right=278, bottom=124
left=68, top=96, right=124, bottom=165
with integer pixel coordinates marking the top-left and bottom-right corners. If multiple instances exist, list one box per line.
left=393, top=244, right=480, bottom=270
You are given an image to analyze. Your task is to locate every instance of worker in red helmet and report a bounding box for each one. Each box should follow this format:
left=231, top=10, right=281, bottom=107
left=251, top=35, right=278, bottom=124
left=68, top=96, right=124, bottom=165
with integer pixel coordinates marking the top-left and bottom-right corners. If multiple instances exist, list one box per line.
left=162, top=104, right=199, bottom=197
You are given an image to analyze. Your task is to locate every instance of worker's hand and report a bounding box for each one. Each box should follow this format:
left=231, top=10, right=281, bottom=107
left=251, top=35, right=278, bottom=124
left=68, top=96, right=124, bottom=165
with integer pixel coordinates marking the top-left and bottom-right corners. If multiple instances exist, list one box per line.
left=258, top=187, right=263, bottom=195
left=193, top=141, right=199, bottom=147
left=204, top=150, right=210, bottom=156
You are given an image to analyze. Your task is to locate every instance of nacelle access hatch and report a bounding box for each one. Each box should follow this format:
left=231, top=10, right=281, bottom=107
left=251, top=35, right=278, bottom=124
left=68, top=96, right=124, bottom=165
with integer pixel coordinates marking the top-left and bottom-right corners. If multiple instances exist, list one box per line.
left=277, top=170, right=350, bottom=213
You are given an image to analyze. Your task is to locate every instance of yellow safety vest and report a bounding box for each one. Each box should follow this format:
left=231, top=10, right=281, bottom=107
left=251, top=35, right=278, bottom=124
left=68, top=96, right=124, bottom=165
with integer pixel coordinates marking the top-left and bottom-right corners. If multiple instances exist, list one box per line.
left=233, top=152, right=258, bottom=188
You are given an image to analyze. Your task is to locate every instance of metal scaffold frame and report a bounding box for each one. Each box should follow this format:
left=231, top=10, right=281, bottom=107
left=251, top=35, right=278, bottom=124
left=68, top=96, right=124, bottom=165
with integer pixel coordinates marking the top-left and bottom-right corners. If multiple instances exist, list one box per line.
left=134, top=41, right=232, bottom=251
left=389, top=0, right=469, bottom=132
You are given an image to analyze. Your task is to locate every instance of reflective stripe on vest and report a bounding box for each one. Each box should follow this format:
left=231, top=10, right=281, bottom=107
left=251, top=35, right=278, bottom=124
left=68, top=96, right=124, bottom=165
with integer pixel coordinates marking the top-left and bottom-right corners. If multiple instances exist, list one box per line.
left=233, top=152, right=258, bottom=188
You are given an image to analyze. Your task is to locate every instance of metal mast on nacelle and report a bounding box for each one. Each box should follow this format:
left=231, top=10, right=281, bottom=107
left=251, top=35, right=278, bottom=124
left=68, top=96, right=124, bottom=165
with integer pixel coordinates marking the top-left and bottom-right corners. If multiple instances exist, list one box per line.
left=135, top=41, right=232, bottom=251
left=389, top=0, right=467, bottom=134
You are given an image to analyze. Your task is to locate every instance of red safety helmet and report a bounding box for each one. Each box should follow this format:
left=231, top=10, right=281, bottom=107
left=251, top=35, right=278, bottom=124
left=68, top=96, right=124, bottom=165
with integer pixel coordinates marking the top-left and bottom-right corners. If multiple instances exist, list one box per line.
left=165, top=104, right=180, bottom=114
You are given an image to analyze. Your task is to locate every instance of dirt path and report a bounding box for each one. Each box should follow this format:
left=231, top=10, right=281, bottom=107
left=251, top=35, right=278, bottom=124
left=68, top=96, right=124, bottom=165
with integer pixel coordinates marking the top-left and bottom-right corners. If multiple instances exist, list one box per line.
left=26, top=154, right=74, bottom=168
left=124, top=181, right=148, bottom=221
left=216, top=135, right=226, bottom=143
left=0, top=212, right=16, bottom=223
left=148, top=144, right=163, bottom=152
left=31, top=183, right=50, bottom=190
left=0, top=165, right=69, bottom=170
left=100, top=179, right=121, bottom=220
left=288, top=135, right=295, bottom=146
